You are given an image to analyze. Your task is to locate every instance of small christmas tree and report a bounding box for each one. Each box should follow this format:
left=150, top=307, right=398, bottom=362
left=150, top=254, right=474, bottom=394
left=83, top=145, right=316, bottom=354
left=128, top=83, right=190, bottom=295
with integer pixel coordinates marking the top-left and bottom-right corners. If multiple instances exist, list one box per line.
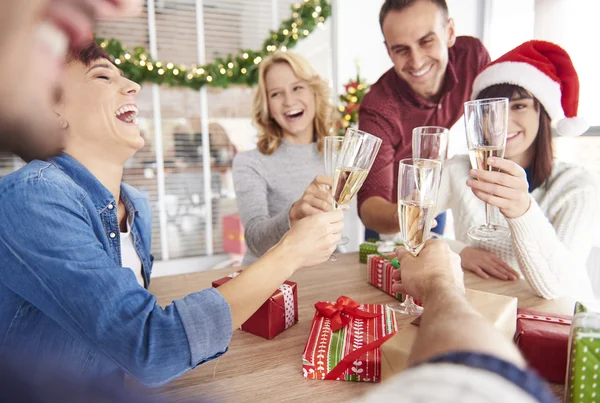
left=337, top=63, right=370, bottom=135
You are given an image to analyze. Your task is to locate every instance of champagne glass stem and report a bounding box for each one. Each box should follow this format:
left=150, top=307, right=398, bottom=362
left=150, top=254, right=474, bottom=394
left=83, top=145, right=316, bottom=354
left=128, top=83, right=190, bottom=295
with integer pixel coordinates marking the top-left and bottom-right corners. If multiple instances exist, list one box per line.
left=485, top=201, right=492, bottom=229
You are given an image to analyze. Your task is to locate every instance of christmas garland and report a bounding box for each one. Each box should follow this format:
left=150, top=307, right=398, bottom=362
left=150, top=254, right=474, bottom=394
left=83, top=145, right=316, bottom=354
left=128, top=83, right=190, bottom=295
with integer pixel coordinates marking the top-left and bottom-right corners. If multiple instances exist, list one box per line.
left=96, top=0, right=331, bottom=90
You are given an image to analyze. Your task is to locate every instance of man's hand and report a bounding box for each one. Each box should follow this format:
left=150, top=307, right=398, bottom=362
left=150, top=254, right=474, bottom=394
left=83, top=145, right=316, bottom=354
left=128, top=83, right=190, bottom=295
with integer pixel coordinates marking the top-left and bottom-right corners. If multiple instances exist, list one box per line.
left=459, top=247, right=520, bottom=281
left=289, top=175, right=334, bottom=226
left=391, top=241, right=464, bottom=305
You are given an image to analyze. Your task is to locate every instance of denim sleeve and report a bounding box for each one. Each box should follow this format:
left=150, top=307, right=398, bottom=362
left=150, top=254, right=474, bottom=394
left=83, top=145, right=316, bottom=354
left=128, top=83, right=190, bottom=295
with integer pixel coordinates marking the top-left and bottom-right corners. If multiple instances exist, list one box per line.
left=0, top=178, right=232, bottom=387
left=422, top=352, right=557, bottom=403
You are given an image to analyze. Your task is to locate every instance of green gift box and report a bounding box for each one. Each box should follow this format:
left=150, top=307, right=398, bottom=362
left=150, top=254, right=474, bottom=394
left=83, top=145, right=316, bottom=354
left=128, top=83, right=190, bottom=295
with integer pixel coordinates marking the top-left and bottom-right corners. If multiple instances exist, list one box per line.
left=566, top=302, right=600, bottom=403
left=359, top=240, right=402, bottom=263
left=359, top=239, right=379, bottom=263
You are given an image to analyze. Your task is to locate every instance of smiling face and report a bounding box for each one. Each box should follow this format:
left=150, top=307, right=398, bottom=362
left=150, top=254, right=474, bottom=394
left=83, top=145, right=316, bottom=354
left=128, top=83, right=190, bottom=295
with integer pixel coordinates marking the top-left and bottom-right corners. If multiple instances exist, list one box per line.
left=264, top=61, right=316, bottom=143
left=56, top=57, right=143, bottom=160
left=382, top=0, right=456, bottom=101
left=505, top=95, right=540, bottom=162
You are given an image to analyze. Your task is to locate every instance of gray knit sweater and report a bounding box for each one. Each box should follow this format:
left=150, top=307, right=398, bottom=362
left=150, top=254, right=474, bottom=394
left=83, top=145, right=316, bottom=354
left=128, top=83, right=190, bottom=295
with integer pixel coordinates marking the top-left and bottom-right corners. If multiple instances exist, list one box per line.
left=232, top=140, right=324, bottom=265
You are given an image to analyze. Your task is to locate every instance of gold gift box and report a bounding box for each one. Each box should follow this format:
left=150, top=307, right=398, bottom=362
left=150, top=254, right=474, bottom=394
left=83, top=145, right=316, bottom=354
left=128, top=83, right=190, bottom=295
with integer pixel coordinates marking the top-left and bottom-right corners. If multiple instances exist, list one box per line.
left=381, top=289, right=517, bottom=379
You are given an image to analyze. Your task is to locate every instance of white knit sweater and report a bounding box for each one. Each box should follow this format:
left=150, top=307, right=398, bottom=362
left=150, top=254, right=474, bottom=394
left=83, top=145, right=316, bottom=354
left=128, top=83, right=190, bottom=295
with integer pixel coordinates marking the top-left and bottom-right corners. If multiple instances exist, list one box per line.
left=383, top=155, right=599, bottom=300
left=436, top=155, right=600, bottom=300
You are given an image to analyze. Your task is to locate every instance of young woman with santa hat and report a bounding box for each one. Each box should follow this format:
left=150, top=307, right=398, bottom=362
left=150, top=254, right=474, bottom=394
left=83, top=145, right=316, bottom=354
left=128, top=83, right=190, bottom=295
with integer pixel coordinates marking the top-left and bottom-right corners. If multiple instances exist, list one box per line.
left=436, top=40, right=599, bottom=300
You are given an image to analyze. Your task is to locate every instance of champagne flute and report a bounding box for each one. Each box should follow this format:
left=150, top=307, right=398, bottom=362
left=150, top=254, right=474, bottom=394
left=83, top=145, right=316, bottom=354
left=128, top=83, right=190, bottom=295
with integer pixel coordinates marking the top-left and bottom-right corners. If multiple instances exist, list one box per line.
left=327, top=128, right=381, bottom=261
left=412, top=126, right=449, bottom=163
left=412, top=126, right=449, bottom=239
left=332, top=128, right=382, bottom=209
left=387, top=158, right=442, bottom=315
left=323, top=136, right=349, bottom=247
left=464, top=98, right=510, bottom=241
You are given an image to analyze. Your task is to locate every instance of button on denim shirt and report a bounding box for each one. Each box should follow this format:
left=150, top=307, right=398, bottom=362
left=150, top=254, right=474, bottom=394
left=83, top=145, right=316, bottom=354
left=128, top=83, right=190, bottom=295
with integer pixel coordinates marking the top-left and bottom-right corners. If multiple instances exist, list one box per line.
left=0, top=154, right=232, bottom=387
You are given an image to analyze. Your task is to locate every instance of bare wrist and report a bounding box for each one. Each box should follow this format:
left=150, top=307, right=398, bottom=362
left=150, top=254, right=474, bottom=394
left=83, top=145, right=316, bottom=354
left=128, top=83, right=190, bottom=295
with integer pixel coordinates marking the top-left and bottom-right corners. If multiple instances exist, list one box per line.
left=422, top=279, right=464, bottom=307
left=266, top=239, right=299, bottom=276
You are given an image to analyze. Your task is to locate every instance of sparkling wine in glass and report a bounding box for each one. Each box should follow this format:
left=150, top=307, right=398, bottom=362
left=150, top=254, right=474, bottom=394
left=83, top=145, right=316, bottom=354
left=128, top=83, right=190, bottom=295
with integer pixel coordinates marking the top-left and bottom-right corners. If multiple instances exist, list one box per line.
left=323, top=136, right=350, bottom=254
left=326, top=129, right=382, bottom=261
left=331, top=128, right=382, bottom=209
left=387, top=158, right=442, bottom=315
left=412, top=126, right=449, bottom=240
left=464, top=97, right=510, bottom=241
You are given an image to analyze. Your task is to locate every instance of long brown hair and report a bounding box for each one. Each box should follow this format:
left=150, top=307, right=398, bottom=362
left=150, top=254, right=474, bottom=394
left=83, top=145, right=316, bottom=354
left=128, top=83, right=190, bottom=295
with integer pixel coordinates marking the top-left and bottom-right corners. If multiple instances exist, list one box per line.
left=253, top=51, right=338, bottom=155
left=476, top=84, right=553, bottom=190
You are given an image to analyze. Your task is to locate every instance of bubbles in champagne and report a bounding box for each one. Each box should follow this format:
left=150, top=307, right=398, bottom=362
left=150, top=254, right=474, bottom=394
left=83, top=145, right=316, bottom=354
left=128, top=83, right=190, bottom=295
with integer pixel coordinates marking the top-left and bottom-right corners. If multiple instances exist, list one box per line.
left=398, top=200, right=436, bottom=256
left=468, top=145, right=504, bottom=172
left=332, top=167, right=368, bottom=207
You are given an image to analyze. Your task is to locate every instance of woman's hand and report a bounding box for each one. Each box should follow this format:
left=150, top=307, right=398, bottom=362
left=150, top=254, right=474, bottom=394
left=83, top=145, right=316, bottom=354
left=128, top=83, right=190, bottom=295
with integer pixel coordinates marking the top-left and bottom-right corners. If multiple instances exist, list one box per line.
left=289, top=175, right=334, bottom=226
left=459, top=247, right=520, bottom=281
left=277, top=210, right=344, bottom=271
left=467, top=157, right=531, bottom=219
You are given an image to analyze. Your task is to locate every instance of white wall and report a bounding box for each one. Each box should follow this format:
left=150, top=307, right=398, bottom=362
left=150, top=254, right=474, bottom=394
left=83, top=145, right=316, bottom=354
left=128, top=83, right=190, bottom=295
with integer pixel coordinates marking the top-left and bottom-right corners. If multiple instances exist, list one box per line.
left=481, top=0, right=535, bottom=59
left=534, top=0, right=600, bottom=126
left=447, top=0, right=484, bottom=38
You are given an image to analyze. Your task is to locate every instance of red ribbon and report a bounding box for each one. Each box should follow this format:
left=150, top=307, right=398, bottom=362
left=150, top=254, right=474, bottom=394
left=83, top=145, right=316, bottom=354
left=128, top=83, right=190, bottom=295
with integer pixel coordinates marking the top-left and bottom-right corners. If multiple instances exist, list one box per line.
left=315, top=296, right=381, bottom=332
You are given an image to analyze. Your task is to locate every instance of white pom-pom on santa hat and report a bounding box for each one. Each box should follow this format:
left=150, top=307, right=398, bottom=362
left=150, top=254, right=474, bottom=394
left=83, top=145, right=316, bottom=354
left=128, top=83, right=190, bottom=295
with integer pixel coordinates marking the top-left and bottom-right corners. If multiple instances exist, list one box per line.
left=471, top=40, right=589, bottom=137
left=556, top=116, right=588, bottom=137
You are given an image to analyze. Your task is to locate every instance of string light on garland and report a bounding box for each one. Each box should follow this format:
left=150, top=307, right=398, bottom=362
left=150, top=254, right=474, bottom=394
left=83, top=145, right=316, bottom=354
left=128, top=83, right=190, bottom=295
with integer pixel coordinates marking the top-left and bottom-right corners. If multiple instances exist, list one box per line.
left=95, top=0, right=331, bottom=90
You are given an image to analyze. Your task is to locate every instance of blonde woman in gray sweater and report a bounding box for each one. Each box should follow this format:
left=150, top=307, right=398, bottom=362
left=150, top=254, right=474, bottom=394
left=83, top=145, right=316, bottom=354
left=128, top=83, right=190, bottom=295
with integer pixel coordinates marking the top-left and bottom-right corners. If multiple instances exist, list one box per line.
left=233, top=51, right=340, bottom=265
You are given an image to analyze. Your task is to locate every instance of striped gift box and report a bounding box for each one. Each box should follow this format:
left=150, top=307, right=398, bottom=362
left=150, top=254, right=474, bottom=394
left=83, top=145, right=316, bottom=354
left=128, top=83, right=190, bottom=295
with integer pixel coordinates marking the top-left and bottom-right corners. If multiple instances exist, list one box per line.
left=367, top=255, right=403, bottom=302
left=302, top=296, right=398, bottom=382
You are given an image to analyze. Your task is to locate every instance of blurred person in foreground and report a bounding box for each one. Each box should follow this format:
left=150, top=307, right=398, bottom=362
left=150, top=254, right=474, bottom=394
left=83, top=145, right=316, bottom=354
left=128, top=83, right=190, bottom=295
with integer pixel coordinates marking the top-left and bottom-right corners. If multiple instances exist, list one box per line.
left=0, top=0, right=142, bottom=160
left=356, top=241, right=557, bottom=403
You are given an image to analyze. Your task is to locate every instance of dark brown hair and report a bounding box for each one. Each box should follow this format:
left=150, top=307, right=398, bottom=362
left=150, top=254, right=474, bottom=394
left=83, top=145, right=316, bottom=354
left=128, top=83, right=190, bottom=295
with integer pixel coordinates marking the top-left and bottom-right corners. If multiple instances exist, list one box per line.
left=476, top=84, right=553, bottom=189
left=379, top=0, right=449, bottom=30
left=55, top=41, right=112, bottom=103
left=66, top=41, right=111, bottom=66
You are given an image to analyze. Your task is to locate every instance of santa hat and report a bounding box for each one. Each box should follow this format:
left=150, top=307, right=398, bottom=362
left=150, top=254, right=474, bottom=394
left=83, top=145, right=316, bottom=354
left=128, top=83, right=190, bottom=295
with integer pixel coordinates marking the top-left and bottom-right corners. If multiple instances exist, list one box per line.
left=471, top=40, right=588, bottom=137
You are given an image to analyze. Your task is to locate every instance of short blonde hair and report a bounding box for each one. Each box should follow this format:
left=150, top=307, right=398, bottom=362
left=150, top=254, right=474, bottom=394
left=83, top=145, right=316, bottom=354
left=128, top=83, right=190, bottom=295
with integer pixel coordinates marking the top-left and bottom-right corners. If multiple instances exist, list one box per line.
left=253, top=50, right=338, bottom=155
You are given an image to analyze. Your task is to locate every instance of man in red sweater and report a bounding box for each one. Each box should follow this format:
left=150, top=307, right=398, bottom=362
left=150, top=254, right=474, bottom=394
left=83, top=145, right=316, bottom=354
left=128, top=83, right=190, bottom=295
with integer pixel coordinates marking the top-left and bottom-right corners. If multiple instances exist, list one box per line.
left=358, top=0, right=490, bottom=236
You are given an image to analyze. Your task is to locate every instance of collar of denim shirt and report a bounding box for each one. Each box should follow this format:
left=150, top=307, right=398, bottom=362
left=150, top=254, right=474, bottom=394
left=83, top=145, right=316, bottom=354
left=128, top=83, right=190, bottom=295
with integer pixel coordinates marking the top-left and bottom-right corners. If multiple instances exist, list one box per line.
left=50, top=153, right=140, bottom=219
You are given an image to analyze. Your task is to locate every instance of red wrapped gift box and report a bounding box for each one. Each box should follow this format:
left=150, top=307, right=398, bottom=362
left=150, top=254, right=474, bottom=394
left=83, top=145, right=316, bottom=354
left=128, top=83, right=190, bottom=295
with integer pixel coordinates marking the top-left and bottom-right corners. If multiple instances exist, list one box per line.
left=212, top=271, right=297, bottom=339
left=367, top=255, right=403, bottom=302
left=302, top=296, right=398, bottom=382
left=514, top=308, right=572, bottom=383
left=222, top=213, right=247, bottom=255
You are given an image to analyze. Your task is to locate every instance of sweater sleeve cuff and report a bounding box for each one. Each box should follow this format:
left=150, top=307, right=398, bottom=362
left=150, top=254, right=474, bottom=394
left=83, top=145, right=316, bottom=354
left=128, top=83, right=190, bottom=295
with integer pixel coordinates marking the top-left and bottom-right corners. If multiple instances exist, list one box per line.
left=505, top=196, right=547, bottom=240
left=444, top=238, right=468, bottom=255
left=174, top=287, right=232, bottom=367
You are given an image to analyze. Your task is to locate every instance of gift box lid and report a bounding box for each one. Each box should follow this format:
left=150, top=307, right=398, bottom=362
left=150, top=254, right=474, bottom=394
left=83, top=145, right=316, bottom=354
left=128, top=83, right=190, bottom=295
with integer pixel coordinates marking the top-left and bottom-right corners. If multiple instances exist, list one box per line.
left=380, top=289, right=517, bottom=379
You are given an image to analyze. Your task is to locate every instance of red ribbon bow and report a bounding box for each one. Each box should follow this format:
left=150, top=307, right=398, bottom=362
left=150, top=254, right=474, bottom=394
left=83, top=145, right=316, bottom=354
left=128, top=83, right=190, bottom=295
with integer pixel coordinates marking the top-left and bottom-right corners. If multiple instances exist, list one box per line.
left=315, top=296, right=381, bottom=332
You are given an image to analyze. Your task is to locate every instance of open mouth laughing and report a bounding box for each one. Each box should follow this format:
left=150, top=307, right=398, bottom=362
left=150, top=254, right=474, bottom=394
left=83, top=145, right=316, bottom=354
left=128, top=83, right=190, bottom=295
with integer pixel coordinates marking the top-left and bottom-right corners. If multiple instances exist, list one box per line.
left=284, top=109, right=305, bottom=121
left=115, top=104, right=139, bottom=125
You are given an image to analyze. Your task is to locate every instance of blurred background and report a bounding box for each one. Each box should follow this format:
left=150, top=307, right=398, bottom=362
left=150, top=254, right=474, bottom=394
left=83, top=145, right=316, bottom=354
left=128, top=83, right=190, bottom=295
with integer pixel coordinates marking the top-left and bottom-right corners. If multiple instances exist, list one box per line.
left=1, top=0, right=597, bottom=276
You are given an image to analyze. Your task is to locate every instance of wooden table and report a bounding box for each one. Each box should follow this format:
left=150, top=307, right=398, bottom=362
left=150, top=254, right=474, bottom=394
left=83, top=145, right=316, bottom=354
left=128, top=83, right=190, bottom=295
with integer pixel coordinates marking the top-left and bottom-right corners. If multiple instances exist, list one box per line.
left=149, top=252, right=574, bottom=403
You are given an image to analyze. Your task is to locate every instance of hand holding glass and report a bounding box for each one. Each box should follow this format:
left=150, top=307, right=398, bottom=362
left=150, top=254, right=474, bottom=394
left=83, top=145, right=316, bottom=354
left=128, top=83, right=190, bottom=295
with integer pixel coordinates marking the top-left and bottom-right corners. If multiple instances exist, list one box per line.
left=325, top=129, right=381, bottom=260
left=324, top=136, right=349, bottom=248
left=464, top=98, right=510, bottom=241
left=387, top=158, right=442, bottom=315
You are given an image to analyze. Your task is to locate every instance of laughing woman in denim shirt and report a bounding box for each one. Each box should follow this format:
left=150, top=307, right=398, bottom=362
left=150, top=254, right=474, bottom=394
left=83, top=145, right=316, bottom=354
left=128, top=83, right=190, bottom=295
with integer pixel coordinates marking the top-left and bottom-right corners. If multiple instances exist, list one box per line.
left=0, top=42, right=344, bottom=387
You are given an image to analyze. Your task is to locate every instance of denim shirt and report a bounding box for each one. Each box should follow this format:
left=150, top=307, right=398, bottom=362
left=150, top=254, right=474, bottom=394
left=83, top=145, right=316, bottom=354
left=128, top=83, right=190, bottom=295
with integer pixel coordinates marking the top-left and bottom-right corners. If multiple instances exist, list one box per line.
left=0, top=153, right=232, bottom=387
